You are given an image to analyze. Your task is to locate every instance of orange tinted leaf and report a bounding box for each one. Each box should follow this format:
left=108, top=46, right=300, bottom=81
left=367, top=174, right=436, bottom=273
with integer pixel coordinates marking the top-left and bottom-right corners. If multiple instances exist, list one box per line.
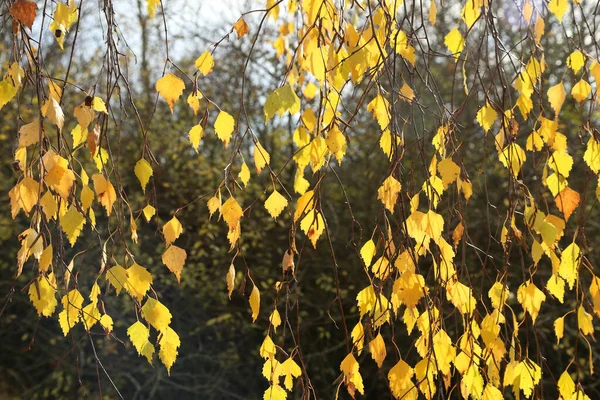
left=555, top=187, right=580, bottom=221
left=10, top=0, right=37, bottom=29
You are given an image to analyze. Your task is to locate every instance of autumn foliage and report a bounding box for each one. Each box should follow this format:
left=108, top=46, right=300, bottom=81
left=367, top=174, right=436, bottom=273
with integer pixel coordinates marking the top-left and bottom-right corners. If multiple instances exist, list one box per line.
left=3, top=0, right=600, bottom=399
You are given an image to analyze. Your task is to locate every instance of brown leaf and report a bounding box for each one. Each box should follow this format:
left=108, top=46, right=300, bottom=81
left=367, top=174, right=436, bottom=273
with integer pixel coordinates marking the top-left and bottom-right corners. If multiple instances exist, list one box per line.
left=233, top=18, right=249, bottom=39
left=555, top=186, right=580, bottom=222
left=10, top=0, right=37, bottom=30
left=87, top=124, right=100, bottom=158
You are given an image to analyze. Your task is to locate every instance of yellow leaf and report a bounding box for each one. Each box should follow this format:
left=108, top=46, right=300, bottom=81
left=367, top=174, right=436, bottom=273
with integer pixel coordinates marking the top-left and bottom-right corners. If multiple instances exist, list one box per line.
left=143, top=204, right=156, bottom=221
left=325, top=126, right=347, bottom=164
left=80, top=185, right=94, bottom=211
left=399, top=82, right=414, bottom=103
left=127, top=321, right=154, bottom=362
left=482, top=384, right=503, bottom=400
left=389, top=358, right=417, bottom=399
left=422, top=176, right=444, bottom=209
left=303, top=82, right=318, bottom=99
left=39, top=245, right=53, bottom=272
left=517, top=281, right=546, bottom=323
left=534, top=16, right=545, bottom=44
left=92, top=97, right=107, bottom=113
left=41, top=97, right=64, bottom=131
left=554, top=316, right=565, bottom=344
left=250, top=284, right=260, bottom=322
left=367, top=94, right=391, bottom=130
left=549, top=0, right=568, bottom=22
left=378, top=175, right=401, bottom=212
left=214, top=110, right=235, bottom=147
left=306, top=46, right=326, bottom=82
left=356, top=285, right=376, bottom=317
left=89, top=282, right=101, bottom=306
left=447, top=279, right=476, bottom=316
left=547, top=274, right=565, bottom=303
left=393, top=30, right=416, bottom=66
left=254, top=140, right=271, bottom=174
left=360, top=239, right=376, bottom=267
left=0, top=79, right=17, bottom=109
left=239, top=162, right=251, bottom=186
left=270, top=309, right=281, bottom=331
left=567, top=50, right=585, bottom=74
left=221, top=197, right=243, bottom=229
left=351, top=322, right=365, bottom=355
left=158, top=326, right=180, bottom=374
left=438, top=158, right=460, bottom=189
left=147, top=0, right=159, bottom=18
left=58, top=289, right=83, bottom=335
left=233, top=17, right=249, bottom=38
left=445, top=28, right=465, bottom=59
left=107, top=265, right=128, bottom=295
left=61, top=205, right=85, bottom=246
left=92, top=174, right=116, bottom=216
left=29, top=273, right=57, bottom=317
left=461, top=0, right=482, bottom=28
left=499, top=143, right=526, bottom=177
left=187, top=92, right=201, bottom=115
left=9, top=177, right=40, bottom=218
left=294, top=190, right=314, bottom=222
left=512, top=359, right=541, bottom=398
left=428, top=0, right=437, bottom=25
left=263, top=385, right=286, bottom=400
left=100, top=314, right=113, bottom=332
left=577, top=305, right=594, bottom=335
left=309, top=136, right=327, bottom=172
left=583, top=137, right=600, bottom=173
left=264, top=189, right=288, bottom=219
left=558, top=371, right=575, bottom=399
left=195, top=50, right=214, bottom=76
left=476, top=102, right=497, bottom=132
left=264, top=84, right=300, bottom=121
left=162, top=216, right=183, bottom=246
left=545, top=172, right=568, bottom=197
left=281, top=358, right=301, bottom=390
left=340, top=353, right=365, bottom=395
left=462, top=364, right=484, bottom=399
left=369, top=333, right=387, bottom=368
left=548, top=150, right=573, bottom=177
left=134, top=159, right=153, bottom=193
left=263, top=357, right=281, bottom=381
left=371, top=256, right=391, bottom=280
left=162, top=245, right=187, bottom=283
left=142, top=297, right=172, bottom=332
left=300, top=209, right=324, bottom=248
left=488, top=281, right=508, bottom=310
left=18, top=119, right=43, bottom=147
left=187, top=124, right=204, bottom=152
left=126, top=263, right=152, bottom=301
left=294, top=169, right=309, bottom=195
left=43, top=151, right=75, bottom=199
left=571, top=79, right=591, bottom=103
left=73, top=102, right=94, bottom=130
left=82, top=302, right=100, bottom=330
left=547, top=82, right=566, bottom=116
left=155, top=73, right=185, bottom=113
left=392, top=271, right=426, bottom=309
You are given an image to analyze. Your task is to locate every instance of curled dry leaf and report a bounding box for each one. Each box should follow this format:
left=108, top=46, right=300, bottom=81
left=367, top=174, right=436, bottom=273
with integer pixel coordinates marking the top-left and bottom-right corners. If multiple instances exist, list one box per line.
left=282, top=249, right=294, bottom=275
